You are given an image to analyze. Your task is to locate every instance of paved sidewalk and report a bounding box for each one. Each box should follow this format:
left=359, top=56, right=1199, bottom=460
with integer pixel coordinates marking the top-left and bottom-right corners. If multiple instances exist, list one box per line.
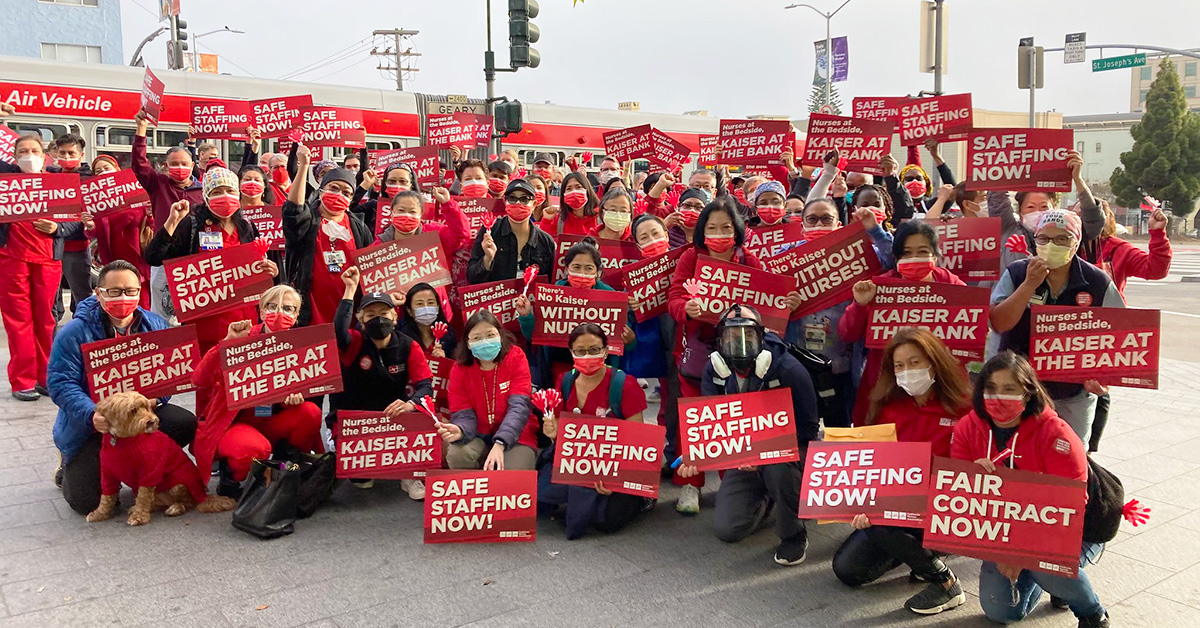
left=0, top=353, right=1198, bottom=628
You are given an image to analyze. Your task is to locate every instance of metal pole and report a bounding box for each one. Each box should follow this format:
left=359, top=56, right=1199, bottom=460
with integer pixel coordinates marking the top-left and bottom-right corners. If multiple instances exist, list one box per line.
left=191, top=44, right=198, bottom=73
left=824, top=17, right=832, bottom=107
left=168, top=15, right=180, bottom=70
left=393, top=32, right=404, bottom=91
left=485, top=0, right=498, bottom=156
left=1028, top=47, right=1036, bottom=127
left=933, top=0, right=943, bottom=95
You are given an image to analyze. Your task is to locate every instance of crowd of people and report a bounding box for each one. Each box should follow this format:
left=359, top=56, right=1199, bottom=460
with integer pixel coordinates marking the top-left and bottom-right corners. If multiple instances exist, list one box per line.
left=0, top=99, right=1177, bottom=628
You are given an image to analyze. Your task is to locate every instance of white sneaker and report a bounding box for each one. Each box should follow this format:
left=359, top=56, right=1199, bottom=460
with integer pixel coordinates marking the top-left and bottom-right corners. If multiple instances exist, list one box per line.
left=350, top=479, right=374, bottom=489
left=401, top=479, right=426, bottom=501
left=676, top=484, right=700, bottom=515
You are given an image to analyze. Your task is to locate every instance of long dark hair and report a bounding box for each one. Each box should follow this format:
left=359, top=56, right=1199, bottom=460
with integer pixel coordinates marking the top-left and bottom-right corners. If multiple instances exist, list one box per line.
left=455, top=309, right=516, bottom=366
left=559, top=171, right=599, bottom=219
left=693, top=196, right=746, bottom=251
left=974, top=351, right=1054, bottom=423
left=404, top=282, right=446, bottom=321
left=238, top=164, right=276, bottom=205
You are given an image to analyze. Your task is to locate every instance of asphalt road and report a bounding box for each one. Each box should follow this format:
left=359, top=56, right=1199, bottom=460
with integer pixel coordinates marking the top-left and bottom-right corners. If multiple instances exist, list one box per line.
left=1123, top=242, right=1200, bottom=362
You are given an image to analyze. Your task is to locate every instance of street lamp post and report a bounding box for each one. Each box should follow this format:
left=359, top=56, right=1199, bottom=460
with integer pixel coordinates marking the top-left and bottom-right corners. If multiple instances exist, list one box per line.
left=191, top=26, right=245, bottom=72
left=785, top=0, right=854, bottom=109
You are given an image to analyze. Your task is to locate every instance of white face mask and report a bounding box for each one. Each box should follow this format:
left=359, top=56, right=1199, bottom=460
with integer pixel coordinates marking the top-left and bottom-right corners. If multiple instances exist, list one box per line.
left=17, top=154, right=44, bottom=174
left=603, top=210, right=631, bottom=232
left=599, top=170, right=619, bottom=184
left=895, top=367, right=935, bottom=397
left=1021, top=211, right=1044, bottom=232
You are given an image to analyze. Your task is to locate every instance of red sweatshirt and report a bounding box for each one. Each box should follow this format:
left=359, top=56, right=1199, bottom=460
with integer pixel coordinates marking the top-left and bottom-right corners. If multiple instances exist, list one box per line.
left=540, top=210, right=597, bottom=238
left=951, top=407, right=1087, bottom=484
left=873, top=394, right=969, bottom=458
left=447, top=344, right=538, bottom=450
left=1099, top=231, right=1171, bottom=295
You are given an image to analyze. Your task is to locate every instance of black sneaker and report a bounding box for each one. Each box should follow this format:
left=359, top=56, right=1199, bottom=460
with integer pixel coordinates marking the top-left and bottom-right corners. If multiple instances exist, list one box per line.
left=1078, top=612, right=1110, bottom=628
left=34, top=385, right=49, bottom=396
left=1051, top=595, right=1070, bottom=610
left=774, top=535, right=808, bottom=566
left=904, top=578, right=966, bottom=615
left=11, top=389, right=39, bottom=402
left=216, top=461, right=241, bottom=499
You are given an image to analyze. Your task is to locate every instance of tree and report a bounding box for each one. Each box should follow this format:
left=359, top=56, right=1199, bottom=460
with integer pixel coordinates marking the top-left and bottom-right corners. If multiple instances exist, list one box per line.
left=1111, top=58, right=1200, bottom=218
left=807, top=83, right=844, bottom=115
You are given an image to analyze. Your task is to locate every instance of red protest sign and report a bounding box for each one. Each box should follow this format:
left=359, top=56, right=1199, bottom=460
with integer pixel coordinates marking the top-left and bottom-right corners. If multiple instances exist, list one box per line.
left=354, top=231, right=451, bottom=295
left=531, top=283, right=628, bottom=355
left=802, top=114, right=894, bottom=176
left=650, top=129, right=691, bottom=170
left=250, top=95, right=313, bottom=138
left=927, top=218, right=1002, bottom=282
left=966, top=128, right=1074, bottom=192
left=139, top=68, right=164, bottom=125
left=852, top=96, right=913, bottom=132
left=82, top=326, right=200, bottom=401
left=240, top=205, right=284, bottom=251
left=190, top=100, right=250, bottom=141
left=164, top=244, right=273, bottom=323
left=372, top=146, right=440, bottom=187
left=427, top=113, right=481, bottom=149
left=334, top=411, right=442, bottom=480
left=866, top=277, right=990, bottom=356
left=798, top=441, right=932, bottom=528
left=1030, top=306, right=1160, bottom=389
left=612, top=245, right=689, bottom=320
left=698, top=135, right=719, bottom=166
left=454, top=196, right=503, bottom=233
left=924, top=456, right=1086, bottom=577
left=424, top=470, right=537, bottom=543
left=422, top=356, right=454, bottom=412
left=80, top=170, right=150, bottom=218
left=461, top=276, right=544, bottom=334
left=898, top=94, right=973, bottom=146
left=551, top=413, right=665, bottom=498
left=220, top=324, right=343, bottom=411
left=552, top=234, right=641, bottom=285
left=680, top=387, right=799, bottom=471
left=0, top=173, right=81, bottom=223
left=764, top=223, right=882, bottom=318
left=743, top=222, right=807, bottom=262
left=456, top=113, right=493, bottom=149
left=690, top=256, right=796, bottom=334
left=603, top=125, right=653, bottom=162
left=718, top=119, right=793, bottom=165
left=0, top=125, right=17, bottom=164
left=299, top=106, right=365, bottom=148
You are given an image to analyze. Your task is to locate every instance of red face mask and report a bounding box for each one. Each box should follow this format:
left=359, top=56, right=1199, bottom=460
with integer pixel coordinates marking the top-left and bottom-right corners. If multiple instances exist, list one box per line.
left=563, top=190, right=588, bottom=210
left=505, top=202, right=533, bottom=222
left=461, top=180, right=488, bottom=198
left=705, top=234, right=736, bottom=253
left=572, top=355, right=606, bottom=376
left=322, top=191, right=350, bottom=214
left=168, top=165, right=192, bottom=182
left=983, top=394, right=1026, bottom=423
left=534, top=168, right=554, bottom=180
left=905, top=179, right=927, bottom=198
left=262, top=311, right=296, bottom=333
left=534, top=190, right=546, bottom=206
left=240, top=180, right=264, bottom=198
left=487, top=178, right=507, bottom=195
left=639, top=237, right=670, bottom=258
left=100, top=294, right=139, bottom=320
left=271, top=167, right=289, bottom=184
left=680, top=208, right=700, bottom=228
left=897, top=256, right=936, bottom=281
left=385, top=184, right=404, bottom=198
left=207, top=194, right=241, bottom=218
left=567, top=271, right=596, bottom=289
left=392, top=213, right=421, bottom=234
left=804, top=226, right=836, bottom=241
left=58, top=158, right=80, bottom=170
left=757, top=205, right=786, bottom=225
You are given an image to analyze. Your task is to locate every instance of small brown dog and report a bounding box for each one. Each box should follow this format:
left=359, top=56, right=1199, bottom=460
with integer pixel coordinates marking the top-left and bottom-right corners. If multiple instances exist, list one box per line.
left=86, top=392, right=236, bottom=526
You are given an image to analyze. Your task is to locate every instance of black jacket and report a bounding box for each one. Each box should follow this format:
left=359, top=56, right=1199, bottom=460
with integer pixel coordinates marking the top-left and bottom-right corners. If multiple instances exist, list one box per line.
left=701, top=332, right=821, bottom=445
left=333, top=299, right=433, bottom=411
left=282, top=199, right=374, bottom=326
left=466, top=217, right=556, bottom=284
left=143, top=209, right=258, bottom=266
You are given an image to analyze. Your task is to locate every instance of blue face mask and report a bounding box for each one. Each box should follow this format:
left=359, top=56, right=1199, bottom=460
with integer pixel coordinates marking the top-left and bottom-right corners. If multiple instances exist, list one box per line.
left=844, top=189, right=855, bottom=205
left=469, top=337, right=502, bottom=362
left=413, top=306, right=439, bottom=326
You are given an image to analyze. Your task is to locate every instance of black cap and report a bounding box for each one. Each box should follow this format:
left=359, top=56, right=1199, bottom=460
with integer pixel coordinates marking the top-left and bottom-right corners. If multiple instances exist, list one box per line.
left=533, top=152, right=554, bottom=166
left=504, top=179, right=535, bottom=197
left=359, top=291, right=395, bottom=310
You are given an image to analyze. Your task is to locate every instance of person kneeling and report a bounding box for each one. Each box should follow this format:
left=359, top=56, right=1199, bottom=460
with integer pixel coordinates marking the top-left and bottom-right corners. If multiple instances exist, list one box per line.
left=679, top=305, right=820, bottom=566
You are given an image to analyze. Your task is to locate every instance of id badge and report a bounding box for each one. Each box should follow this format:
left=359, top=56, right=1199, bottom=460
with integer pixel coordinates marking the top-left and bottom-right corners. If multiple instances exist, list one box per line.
left=254, top=405, right=272, bottom=418
left=804, top=324, right=827, bottom=351
left=199, top=231, right=224, bottom=251
left=324, top=250, right=347, bottom=273
left=1028, top=292, right=1046, bottom=306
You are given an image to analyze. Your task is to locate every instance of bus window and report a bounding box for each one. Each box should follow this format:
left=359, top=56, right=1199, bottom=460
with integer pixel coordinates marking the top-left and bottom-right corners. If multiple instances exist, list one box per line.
left=156, top=129, right=188, bottom=149
left=365, top=140, right=399, bottom=151
left=8, top=121, right=72, bottom=144
left=106, top=126, right=137, bottom=147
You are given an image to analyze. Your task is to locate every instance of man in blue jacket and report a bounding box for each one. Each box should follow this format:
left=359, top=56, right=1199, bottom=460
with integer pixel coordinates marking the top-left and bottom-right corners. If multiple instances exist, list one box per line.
left=49, top=260, right=198, bottom=514
left=688, top=304, right=820, bottom=566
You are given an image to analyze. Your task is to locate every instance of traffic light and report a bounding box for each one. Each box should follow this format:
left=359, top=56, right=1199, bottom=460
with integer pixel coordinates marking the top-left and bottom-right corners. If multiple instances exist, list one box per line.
left=495, top=100, right=523, bottom=135
left=508, top=0, right=540, bottom=69
left=169, top=16, right=189, bottom=69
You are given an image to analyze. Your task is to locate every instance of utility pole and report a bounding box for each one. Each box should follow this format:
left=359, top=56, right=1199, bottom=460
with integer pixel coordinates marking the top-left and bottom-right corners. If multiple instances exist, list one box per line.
left=371, top=29, right=421, bottom=91
left=933, top=0, right=944, bottom=95
left=784, top=1, right=854, bottom=109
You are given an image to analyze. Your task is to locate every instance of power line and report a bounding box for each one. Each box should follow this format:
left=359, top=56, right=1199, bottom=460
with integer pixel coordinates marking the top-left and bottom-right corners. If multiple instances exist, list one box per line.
left=308, top=54, right=374, bottom=84
left=370, top=29, right=420, bottom=91
left=276, top=37, right=372, bottom=80
left=280, top=42, right=373, bottom=81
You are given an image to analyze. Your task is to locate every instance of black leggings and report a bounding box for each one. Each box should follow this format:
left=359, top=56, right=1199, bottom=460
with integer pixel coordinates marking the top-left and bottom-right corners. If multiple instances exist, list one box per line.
left=832, top=526, right=951, bottom=587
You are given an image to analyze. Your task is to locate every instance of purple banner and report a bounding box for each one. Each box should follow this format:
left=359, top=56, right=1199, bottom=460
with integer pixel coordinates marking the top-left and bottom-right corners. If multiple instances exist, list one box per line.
left=832, top=36, right=849, bottom=83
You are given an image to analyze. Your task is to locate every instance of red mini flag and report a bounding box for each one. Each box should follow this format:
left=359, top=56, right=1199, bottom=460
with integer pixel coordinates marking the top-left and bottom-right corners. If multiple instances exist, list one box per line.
left=354, top=231, right=452, bottom=295
left=0, top=125, right=18, bottom=164
left=460, top=277, right=543, bottom=334
left=454, top=196, right=503, bottom=232
left=530, top=283, right=628, bottom=355
left=603, top=125, right=654, bottom=162
left=966, top=128, right=1075, bottom=192
left=798, top=441, right=933, bottom=527
left=219, top=324, right=343, bottom=411
left=82, top=326, right=201, bottom=401
left=679, top=388, right=799, bottom=471
left=0, top=173, right=82, bottom=223
left=239, top=206, right=285, bottom=251
left=372, top=146, right=440, bottom=187
left=764, top=222, right=882, bottom=318
left=552, top=234, right=641, bottom=285
left=649, top=129, right=692, bottom=170
left=611, top=245, right=690, bottom=321
left=866, top=277, right=990, bottom=358
left=424, top=470, right=537, bottom=544
left=851, top=96, right=914, bottom=132
left=163, top=244, right=274, bottom=323
left=898, top=94, right=973, bottom=146
left=139, top=67, right=165, bottom=125
left=698, top=135, right=720, bottom=166
left=551, top=413, right=666, bottom=498
left=743, top=223, right=807, bottom=262
left=1030, top=306, right=1160, bottom=389
left=333, top=411, right=442, bottom=480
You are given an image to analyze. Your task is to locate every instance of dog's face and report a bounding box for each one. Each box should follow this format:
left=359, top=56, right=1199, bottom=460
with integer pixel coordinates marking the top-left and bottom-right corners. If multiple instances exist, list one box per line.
left=95, top=392, right=158, bottom=438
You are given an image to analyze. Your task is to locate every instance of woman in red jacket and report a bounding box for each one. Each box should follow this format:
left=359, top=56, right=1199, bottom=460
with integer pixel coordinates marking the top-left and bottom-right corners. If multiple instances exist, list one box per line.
left=841, top=221, right=966, bottom=426
left=541, top=172, right=599, bottom=237
left=951, top=351, right=1107, bottom=627
left=1097, top=202, right=1171, bottom=295
left=831, top=328, right=972, bottom=615
left=439, top=310, right=538, bottom=471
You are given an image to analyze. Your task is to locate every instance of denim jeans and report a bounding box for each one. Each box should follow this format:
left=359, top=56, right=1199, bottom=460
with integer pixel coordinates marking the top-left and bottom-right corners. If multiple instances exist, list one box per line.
left=979, top=542, right=1105, bottom=623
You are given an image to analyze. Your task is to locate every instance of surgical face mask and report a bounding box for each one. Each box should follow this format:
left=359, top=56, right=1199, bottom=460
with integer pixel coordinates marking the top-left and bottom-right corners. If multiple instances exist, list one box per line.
left=413, top=306, right=439, bottom=326
left=1037, top=241, right=1076, bottom=269
left=567, top=271, right=597, bottom=289
left=602, top=210, right=631, bottom=232
left=469, top=337, right=502, bottom=362
left=240, top=180, right=264, bottom=198
left=17, top=154, right=44, bottom=174
left=1021, top=210, right=1044, bottom=232
left=639, top=236, right=669, bottom=258
left=98, top=292, right=139, bottom=320
left=461, top=179, right=488, bottom=198
left=904, top=179, right=927, bottom=198
left=168, top=165, right=192, bottom=182
left=57, top=157, right=80, bottom=170
left=262, top=311, right=296, bottom=332
left=983, top=394, right=1026, bottom=423
left=844, top=189, right=855, bottom=205
left=207, top=193, right=240, bottom=218
left=599, top=169, right=619, bottom=184
left=895, top=367, right=935, bottom=397
left=896, top=256, right=936, bottom=281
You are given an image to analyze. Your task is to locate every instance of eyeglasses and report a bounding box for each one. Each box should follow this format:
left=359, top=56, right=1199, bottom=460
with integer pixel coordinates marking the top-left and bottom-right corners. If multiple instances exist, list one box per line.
left=803, top=215, right=837, bottom=227
left=99, top=287, right=140, bottom=298
left=261, top=303, right=299, bottom=315
left=571, top=346, right=606, bottom=358
left=505, top=195, right=534, bottom=205
left=1034, top=234, right=1075, bottom=247
left=678, top=202, right=705, bottom=211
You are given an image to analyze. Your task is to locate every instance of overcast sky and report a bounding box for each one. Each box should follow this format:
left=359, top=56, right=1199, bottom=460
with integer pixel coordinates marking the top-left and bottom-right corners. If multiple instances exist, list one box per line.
left=120, top=0, right=1199, bottom=119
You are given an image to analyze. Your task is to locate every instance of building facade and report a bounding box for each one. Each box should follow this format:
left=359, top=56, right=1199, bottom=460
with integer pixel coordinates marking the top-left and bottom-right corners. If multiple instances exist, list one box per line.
left=0, top=0, right=124, bottom=65
left=1129, top=51, right=1200, bottom=112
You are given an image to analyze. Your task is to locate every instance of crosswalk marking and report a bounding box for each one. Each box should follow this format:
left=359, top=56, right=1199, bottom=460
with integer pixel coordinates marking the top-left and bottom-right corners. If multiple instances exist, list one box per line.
left=1125, top=249, right=1200, bottom=284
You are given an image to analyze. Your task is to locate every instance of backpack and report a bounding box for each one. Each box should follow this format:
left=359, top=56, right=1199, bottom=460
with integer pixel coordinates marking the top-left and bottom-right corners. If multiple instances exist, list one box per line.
left=1082, top=455, right=1125, bottom=544
left=561, top=368, right=628, bottom=419
left=786, top=343, right=845, bottom=425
